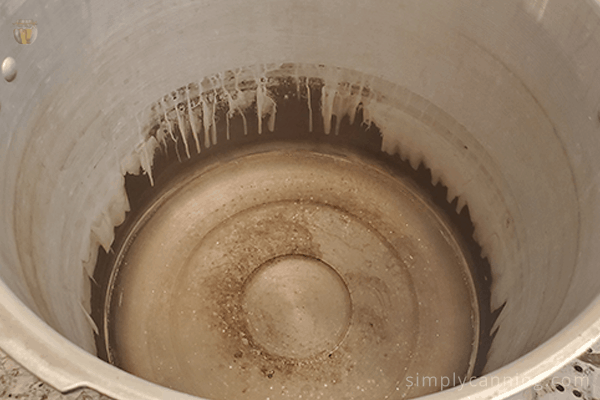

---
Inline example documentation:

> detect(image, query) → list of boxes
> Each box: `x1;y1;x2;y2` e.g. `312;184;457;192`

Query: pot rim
0;279;599;400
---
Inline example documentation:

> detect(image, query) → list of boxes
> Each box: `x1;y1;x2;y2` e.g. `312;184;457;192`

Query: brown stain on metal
91;63;496;399
195;206;356;386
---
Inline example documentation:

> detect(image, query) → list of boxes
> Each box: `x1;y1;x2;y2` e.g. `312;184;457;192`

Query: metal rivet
2;57;17;82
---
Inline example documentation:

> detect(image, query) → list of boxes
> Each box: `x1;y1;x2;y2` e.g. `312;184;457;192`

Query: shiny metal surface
1;57;16;82
1;1;600;400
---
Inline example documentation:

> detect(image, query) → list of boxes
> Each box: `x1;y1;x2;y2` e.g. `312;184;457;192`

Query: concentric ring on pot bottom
106;147;478;400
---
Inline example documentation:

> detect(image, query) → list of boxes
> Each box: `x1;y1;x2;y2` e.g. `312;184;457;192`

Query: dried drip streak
131;66;385;186
92;64;497;400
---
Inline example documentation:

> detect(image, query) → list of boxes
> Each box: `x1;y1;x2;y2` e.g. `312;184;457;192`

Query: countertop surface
0;350;110;400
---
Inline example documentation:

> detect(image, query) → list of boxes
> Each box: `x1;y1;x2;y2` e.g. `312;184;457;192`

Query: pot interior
1;1;600;399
